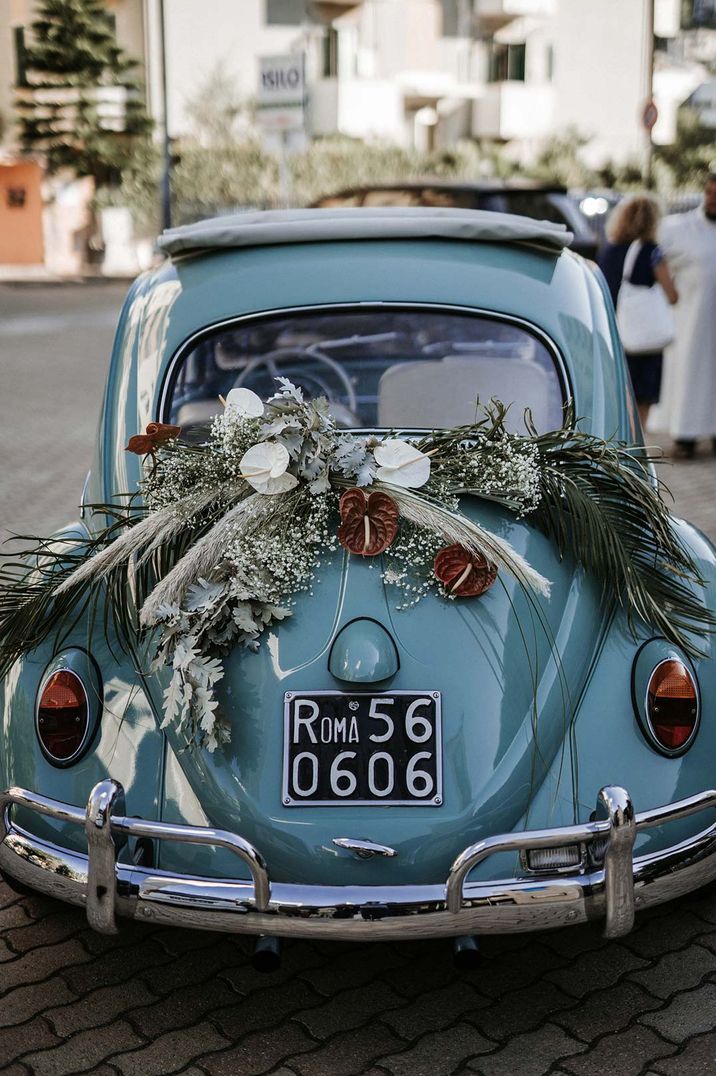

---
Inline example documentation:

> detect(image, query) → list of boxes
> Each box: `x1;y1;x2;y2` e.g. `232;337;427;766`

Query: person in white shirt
650;174;716;458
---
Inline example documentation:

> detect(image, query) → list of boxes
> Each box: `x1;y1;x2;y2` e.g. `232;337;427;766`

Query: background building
0;0;714;269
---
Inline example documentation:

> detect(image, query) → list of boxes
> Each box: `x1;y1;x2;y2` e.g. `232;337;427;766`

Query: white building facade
0;0;714;268
1;0;712;164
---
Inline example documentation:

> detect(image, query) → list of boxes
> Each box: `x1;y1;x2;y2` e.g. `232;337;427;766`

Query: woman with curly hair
598;195;678;431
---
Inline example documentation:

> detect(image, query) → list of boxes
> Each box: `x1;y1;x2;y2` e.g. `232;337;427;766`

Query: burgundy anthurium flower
337;488;399;557
434;544;497;597
126;422;181;455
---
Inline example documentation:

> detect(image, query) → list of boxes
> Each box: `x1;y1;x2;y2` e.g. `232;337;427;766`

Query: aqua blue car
1;208;715;962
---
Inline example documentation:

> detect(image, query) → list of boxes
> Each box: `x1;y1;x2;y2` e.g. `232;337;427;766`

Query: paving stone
629;942;716;999
299;943;408;997
382;982;488;1040
640;982;716;1043
381;1023;496;1076
540;926;610;961
0;1017;61;1068
381;947;469;1000
23;1022;144;1075
202;1024;317;1076
476;934;534;959
466;1023;586;1076
559;1026;677;1076
219;940;327;997
2;909;85;955
152;927;227;957
0;1066;31;1076
289;1024;406;1076
690;930;716;957
545;942;649;998
0;938;19;962
625;911;711;959
62;938;173;994
472;982;577;1042
46;978;158;1036
14;893;60;920
0;938;92;993
0;904;32;932
139;942;242;996
652;1031;716;1074
77;922;159;955
108;1022;230;1076
295;979;405;1039
470;943;569;1001
554;980;663;1041
0;883;22;909
0;975;78;1029
128;977;239;1038
212;978;325;1040
681;884;716;924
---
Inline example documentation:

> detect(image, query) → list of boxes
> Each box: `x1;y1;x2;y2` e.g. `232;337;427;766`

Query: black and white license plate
282;691;442;807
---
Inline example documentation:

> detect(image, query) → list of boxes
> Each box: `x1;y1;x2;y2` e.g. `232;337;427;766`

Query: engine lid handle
332;837;398;860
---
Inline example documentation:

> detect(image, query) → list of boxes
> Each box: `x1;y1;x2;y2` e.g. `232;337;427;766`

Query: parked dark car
311;181;599;259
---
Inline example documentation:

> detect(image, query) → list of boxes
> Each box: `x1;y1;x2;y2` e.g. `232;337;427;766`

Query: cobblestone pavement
3;285;716;1075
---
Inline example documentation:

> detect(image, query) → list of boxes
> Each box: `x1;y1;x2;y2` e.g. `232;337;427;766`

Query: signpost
257;54;306;206
257;54;306;131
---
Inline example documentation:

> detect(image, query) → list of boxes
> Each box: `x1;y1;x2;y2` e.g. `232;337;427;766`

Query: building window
487;41;526;83
7;187;27;209
441;0;474;38
14;26;28;87
266;0;307;25
441;0;459;36
322;27;339;78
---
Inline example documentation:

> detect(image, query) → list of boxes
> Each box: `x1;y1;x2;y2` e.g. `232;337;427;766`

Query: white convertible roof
157;207;572;257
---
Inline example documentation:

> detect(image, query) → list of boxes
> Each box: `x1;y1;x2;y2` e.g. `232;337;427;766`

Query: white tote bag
616;240;675;354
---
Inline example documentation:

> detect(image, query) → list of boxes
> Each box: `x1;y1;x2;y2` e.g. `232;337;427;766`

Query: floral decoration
434;544;498;597
126;422;182;455
337;488;399;556
2;376;713;754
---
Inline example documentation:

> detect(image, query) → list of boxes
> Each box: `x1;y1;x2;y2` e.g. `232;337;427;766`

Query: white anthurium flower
239;441;298;495
374;439;431;489
225;387;264;418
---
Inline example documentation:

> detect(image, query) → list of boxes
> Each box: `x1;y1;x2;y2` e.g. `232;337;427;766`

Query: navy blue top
598;240;664;306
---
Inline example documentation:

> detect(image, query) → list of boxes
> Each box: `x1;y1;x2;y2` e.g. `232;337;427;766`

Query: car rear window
163;307;565;438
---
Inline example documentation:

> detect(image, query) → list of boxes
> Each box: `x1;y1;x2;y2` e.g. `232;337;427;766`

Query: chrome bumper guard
2;781;716;941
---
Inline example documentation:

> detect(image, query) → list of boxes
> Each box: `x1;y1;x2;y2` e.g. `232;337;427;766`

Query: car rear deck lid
157;207;573;258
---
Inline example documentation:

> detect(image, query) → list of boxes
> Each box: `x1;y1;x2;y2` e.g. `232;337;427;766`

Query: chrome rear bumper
2;780;716;941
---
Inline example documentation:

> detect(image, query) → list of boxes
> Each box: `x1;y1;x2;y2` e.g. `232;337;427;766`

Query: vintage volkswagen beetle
2;208;715;959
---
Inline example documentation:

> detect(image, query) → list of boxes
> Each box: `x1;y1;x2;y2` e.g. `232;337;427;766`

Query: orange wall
0;161;44;264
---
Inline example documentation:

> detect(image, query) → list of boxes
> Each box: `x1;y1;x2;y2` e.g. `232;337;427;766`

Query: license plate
282;691;442;807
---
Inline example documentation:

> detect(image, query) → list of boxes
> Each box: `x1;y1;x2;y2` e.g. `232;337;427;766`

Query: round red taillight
36;670;89;764
646;659;699;753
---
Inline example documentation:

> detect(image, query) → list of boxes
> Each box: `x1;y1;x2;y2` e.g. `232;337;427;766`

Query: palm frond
531;428;715;656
